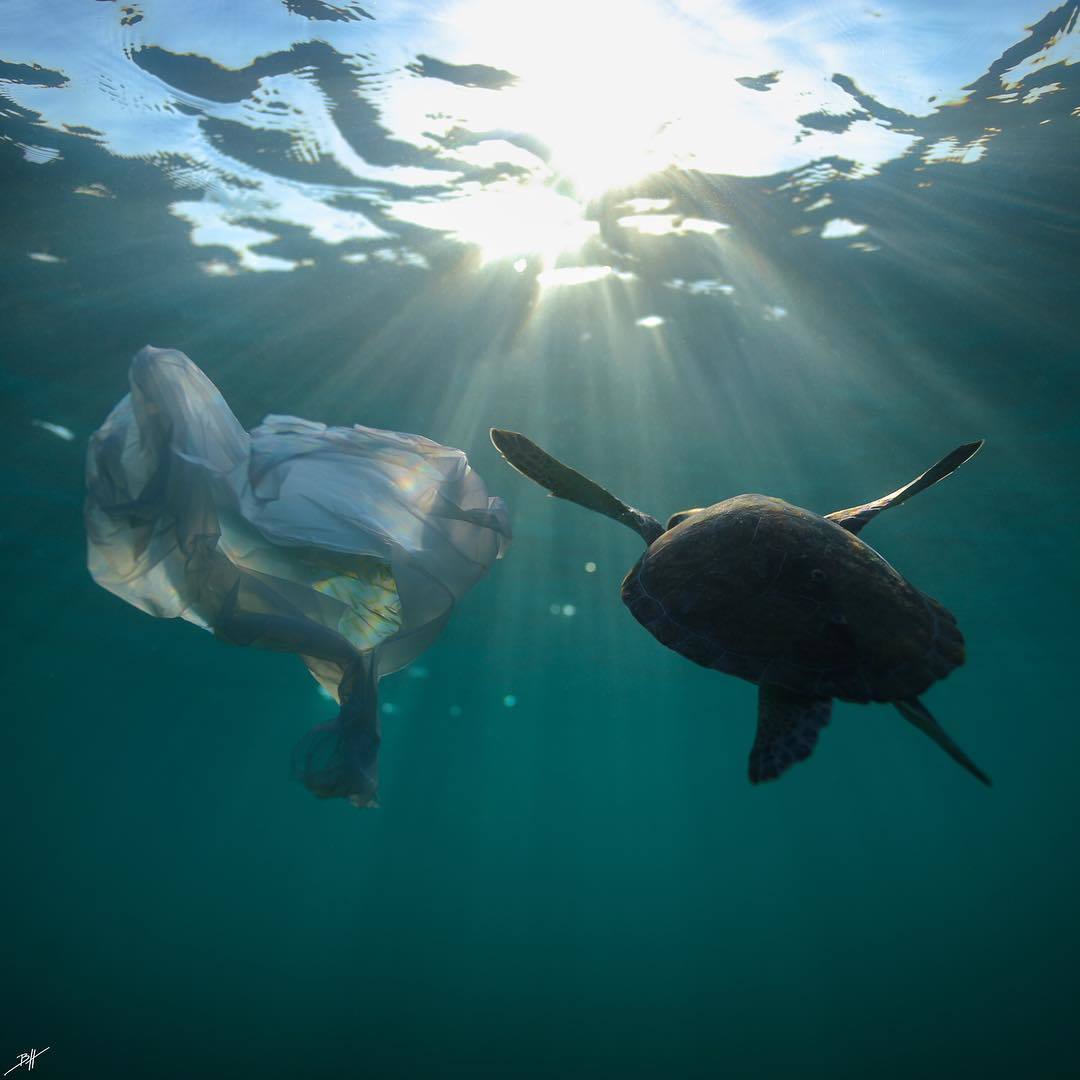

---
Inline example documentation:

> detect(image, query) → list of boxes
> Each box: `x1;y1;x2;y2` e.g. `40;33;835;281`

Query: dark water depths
2;2;1079;1076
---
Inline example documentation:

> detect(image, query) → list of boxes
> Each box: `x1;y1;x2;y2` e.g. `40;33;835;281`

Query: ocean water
2;1;1078;1077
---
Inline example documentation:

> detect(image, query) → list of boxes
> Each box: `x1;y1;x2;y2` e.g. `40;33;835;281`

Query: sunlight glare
441;0;752;198
391;181;598;265
375;0;937;267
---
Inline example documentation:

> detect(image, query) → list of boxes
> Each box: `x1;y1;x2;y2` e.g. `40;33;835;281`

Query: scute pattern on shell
621;494;964;703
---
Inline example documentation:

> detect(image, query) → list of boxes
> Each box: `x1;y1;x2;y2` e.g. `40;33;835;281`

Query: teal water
3;2;1079;1077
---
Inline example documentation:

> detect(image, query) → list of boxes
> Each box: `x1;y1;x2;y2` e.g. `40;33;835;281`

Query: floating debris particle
74;182;114;199
199;260;237;277
31;419;75;441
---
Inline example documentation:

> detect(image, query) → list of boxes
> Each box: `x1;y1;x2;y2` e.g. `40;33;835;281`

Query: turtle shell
620;494;964;703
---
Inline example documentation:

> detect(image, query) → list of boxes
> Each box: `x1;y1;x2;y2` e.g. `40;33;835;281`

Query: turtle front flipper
826;440;984;535
490;428;663;545
749;685;832;783
895;697;991;786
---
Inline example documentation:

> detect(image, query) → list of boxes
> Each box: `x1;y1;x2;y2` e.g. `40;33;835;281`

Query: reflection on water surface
2;0;1076;281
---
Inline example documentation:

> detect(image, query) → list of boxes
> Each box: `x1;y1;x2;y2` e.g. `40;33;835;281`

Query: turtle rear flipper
895;697;991;786
827;440;984;535
490;428;663;544
749;685;832;783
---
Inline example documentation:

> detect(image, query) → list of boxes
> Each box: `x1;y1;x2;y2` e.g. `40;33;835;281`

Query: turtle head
666;508;706;531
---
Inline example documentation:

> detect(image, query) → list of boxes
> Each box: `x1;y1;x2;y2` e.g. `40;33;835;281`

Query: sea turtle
490;428;989;786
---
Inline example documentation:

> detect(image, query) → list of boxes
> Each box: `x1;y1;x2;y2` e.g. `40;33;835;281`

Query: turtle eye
666;508;705;530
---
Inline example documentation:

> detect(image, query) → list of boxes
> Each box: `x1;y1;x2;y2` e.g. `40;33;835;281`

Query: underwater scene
2;1;1078;1076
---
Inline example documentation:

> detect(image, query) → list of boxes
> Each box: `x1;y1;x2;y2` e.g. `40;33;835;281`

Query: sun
384;0;772;265
385;0;919;269
441;0;722;199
